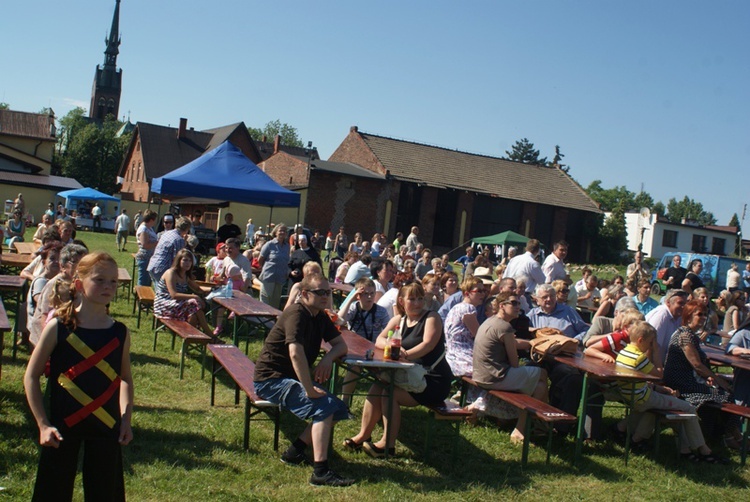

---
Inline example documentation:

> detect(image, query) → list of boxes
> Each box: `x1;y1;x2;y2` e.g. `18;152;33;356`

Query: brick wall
260;152;309;188
120;136;150;202
328;127;386;175
305;170;389;238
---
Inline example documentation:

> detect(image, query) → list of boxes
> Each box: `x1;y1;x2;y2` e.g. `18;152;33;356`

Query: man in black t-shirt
253;273;354;487
662;255;686;290
217;213;242;243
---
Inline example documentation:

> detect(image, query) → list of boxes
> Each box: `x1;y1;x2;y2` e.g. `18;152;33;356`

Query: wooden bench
208;344;280;451
154;318;212;379
132;286;155;329
720;402;750;466
651;409;699;458
463;377;577;466
423;403;475;461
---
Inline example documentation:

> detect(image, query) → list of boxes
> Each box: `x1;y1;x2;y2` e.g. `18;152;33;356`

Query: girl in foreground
24;252;134;501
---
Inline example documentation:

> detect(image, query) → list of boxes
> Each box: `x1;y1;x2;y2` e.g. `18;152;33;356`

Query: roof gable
356;131;600;213
253;139;319;162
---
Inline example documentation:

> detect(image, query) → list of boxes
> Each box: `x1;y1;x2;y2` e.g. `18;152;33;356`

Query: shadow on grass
129;351;174;367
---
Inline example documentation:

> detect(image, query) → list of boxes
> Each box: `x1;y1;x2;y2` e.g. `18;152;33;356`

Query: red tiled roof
0;109;56;141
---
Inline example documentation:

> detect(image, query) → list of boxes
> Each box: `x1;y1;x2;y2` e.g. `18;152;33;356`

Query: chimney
178;118;187;139
350;125;358;133
261;135;267;143
273;134;280;154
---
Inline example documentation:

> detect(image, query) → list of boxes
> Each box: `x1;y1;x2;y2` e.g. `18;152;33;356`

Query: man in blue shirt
147;216;191;283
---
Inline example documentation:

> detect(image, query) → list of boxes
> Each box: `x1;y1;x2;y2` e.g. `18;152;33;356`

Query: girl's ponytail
55;281;78;331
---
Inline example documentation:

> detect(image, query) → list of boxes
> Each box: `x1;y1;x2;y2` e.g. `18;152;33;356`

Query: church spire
104;0;121;68
89;0;123;121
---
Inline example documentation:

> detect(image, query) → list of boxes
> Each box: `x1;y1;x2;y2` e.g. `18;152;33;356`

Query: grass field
1;229;749;500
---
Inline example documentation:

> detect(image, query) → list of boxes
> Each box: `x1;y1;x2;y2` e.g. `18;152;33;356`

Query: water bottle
227;278;234;293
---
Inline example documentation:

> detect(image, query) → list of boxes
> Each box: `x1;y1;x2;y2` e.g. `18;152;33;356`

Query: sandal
342;437;369;452
362;441;395;459
700;453;730;465
680;452;701;463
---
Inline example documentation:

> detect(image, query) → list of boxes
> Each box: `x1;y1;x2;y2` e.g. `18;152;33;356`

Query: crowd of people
10;196;750;491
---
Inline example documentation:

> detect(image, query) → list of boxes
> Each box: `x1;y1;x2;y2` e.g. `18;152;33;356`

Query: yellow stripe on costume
57;374;117;428
66;333;119;381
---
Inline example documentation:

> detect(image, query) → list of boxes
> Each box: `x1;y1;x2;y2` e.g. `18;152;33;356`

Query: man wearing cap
502;239;546;293
646;289;688;367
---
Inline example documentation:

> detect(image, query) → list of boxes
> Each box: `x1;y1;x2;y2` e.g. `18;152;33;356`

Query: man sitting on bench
253;273;354;487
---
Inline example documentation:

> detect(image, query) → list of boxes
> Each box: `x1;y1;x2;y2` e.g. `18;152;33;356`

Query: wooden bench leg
180;339;187;380
244;396;251;451
200;345;206;380
210;355;218;406
742;417;748;467
521;413;532;467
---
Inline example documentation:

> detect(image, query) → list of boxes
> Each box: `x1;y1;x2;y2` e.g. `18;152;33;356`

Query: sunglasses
560;288;570;293
306;288;332;297
503;300;521;307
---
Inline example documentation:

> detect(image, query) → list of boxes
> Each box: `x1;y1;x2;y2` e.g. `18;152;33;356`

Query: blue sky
2;0;748;226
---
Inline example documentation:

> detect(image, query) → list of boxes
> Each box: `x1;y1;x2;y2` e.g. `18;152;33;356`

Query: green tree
665;196;716;226
633;191;654;211
597;203;629;263
652;201;666;217
729;213;742;255
548;145;570;174
60;117;130;194
247;119;303;147
584;180;636;212
504;138;547;165
0;102;9;110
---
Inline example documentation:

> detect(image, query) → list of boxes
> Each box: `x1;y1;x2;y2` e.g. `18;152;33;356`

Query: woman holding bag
344;282;453;458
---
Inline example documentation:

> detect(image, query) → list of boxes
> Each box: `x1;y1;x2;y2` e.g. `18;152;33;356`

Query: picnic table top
1;253;34;267
323;329;413;368
0;301;10;331
213;290;282;318
13;242;38;255
703;344;750;373
0;275;27;289
118;268;131;282
554;351;661;382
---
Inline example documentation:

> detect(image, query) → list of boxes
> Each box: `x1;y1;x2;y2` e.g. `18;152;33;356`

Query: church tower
89;0;122;121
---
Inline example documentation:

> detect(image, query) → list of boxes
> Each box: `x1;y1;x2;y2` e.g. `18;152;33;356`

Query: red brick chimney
178;118;187;139
350;125;358;133
273;134;280;154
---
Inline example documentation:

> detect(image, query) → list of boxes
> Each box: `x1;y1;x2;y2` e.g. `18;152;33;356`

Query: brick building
262;126;601;261
118;118;262;203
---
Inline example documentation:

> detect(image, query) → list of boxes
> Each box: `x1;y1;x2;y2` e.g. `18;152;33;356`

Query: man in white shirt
542;240;568;283
223;238;253;291
502;238;546;293
646;289;688;367
91;203;103;232
405;226;420;253
114;209;131;252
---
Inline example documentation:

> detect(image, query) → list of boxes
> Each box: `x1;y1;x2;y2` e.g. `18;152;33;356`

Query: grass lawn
1;229;748;500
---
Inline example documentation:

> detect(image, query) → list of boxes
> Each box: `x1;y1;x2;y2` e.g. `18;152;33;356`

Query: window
692;234;707;253
712;238;726;255
662;229;678;248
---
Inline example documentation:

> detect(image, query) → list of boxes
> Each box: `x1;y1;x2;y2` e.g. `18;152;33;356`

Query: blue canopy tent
151;141;300;212
57;187;120;203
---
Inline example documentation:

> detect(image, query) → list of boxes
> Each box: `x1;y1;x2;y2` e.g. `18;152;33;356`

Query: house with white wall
614;211;738;260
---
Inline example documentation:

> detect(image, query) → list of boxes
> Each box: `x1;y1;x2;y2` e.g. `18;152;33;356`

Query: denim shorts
254;378;350;423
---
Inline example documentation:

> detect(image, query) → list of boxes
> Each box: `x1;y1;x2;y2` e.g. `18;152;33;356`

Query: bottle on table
390;328;401;361
383;330;393;360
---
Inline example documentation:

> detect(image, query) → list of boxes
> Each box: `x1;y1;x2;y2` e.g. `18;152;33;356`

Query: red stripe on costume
64;337;120;380
63;377;121;428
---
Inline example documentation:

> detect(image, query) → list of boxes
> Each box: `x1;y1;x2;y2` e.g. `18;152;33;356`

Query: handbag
529;331;579;363
379;315;445;393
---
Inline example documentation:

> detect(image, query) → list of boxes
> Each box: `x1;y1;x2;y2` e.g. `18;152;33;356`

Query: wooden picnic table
703;344;750;372
13;242;38;255
212;291;282;346
554;351;661;464
330;282;354;308
0;275;28;359
324;329;414;459
1;253;34;271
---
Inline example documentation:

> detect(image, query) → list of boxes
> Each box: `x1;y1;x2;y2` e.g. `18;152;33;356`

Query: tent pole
269;207;274;228
296;205;300;227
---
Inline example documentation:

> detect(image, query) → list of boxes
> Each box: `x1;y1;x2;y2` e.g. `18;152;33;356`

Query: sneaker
309;469;355;487
280;449;310;466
